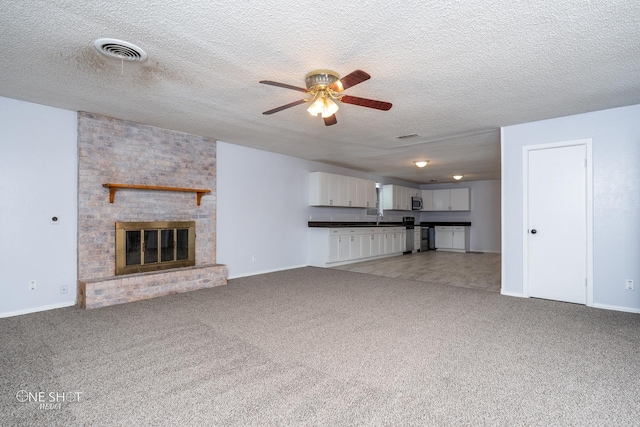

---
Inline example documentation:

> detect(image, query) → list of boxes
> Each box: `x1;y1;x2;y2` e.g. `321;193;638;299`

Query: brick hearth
76;112;226;308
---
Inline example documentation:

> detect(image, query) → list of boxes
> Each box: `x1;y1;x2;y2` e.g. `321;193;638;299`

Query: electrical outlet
625;279;635;291
252;255;256;262
60;284;68;295
29;280;36;291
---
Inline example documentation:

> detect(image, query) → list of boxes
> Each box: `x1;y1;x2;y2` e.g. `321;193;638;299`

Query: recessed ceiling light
414;160;428;168
453;175;464;180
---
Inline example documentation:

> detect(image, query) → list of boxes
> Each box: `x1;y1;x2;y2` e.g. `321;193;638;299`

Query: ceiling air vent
94;38;147;62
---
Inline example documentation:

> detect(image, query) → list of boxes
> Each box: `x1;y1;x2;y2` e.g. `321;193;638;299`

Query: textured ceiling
2;0;639;183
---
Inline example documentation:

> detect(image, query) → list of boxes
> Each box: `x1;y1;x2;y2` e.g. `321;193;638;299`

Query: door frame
522;138;593;305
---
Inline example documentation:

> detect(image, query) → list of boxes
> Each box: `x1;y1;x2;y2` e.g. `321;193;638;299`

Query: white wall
502;103;640;313
216;141;420;278
216;142;309;278
419;180;501;253
0;97;77;317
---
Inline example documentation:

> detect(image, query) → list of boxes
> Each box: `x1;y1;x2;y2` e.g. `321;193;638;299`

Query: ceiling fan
259;69;392;126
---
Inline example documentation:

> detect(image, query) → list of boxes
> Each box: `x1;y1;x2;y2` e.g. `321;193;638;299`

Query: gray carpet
1;267;639;426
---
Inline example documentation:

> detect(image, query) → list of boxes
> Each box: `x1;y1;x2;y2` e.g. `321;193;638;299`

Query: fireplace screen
115;221;195;275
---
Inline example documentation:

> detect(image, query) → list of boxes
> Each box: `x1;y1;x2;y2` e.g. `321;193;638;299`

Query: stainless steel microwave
412;197;423;210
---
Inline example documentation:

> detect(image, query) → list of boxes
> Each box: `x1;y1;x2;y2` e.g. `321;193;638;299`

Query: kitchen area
307;172;484;269
306;171;501;291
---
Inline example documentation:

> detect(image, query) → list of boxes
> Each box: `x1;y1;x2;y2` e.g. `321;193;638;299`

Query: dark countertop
308;221;404;228
308;221;471;228
419;222;471;227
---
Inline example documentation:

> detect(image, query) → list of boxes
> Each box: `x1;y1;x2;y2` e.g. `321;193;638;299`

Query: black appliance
411;197;423;210
403;216;415;254
421;226;435;251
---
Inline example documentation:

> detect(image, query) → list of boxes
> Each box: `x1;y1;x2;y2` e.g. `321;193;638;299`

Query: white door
526;143;587;304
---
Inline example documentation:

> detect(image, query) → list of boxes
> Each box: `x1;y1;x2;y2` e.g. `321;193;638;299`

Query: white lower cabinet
329;234;351;262
434;225;469;252
435;226;454;249
452;226;465;249
370;233;382;257
329;235;339;262
349;234;362;259
309;227;406;267
414;227;421;251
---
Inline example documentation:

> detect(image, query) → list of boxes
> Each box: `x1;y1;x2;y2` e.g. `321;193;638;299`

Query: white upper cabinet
309;172;376;208
421;189;433;211
432;189;451;211
329;173;346;206
427;188;470;211
382;184;416;211
310;172;331;205
357;178;376;208
450;188;470;211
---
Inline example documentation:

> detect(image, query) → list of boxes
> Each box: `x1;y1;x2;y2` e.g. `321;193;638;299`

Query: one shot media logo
15;390;83;410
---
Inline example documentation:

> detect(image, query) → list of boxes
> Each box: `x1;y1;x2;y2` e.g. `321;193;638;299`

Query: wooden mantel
103;183;211;206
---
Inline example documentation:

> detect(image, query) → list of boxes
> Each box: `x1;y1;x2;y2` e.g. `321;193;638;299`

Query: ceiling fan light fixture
414;160;428;168
261;69;390;126
307;94;339;118
453;175;464;180
305;70;340;90
322;97;339;118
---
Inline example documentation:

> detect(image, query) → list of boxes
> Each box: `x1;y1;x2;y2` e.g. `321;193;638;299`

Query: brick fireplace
76;112;227;309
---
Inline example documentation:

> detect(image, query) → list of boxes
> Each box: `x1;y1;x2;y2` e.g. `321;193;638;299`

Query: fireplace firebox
115;221;195;275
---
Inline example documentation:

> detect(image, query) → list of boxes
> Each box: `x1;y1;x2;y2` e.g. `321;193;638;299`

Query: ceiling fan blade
330;70;371;92
323;114;337;126
259;80;309;93
340;95;392;111
262;99;308;115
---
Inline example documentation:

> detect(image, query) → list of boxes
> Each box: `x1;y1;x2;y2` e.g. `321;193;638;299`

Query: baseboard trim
227;264;309;280
0;301;76;319
500;290;527;298
590;303;640;314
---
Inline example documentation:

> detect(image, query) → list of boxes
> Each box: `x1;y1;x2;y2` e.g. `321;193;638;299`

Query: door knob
531;229;537;234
